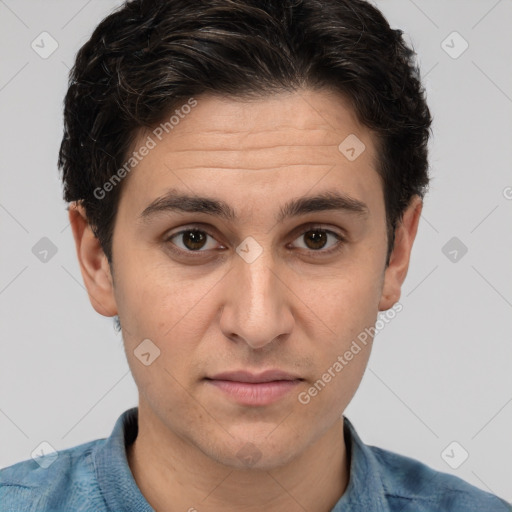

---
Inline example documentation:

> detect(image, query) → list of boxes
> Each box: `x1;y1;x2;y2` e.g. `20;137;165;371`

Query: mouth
204;370;304;406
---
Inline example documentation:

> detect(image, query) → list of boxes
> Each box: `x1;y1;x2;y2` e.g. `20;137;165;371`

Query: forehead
117;89;383;224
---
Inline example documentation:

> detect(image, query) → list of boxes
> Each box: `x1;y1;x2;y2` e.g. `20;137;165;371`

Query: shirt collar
92;407;153;512
92;408;389;512
331;415;390;511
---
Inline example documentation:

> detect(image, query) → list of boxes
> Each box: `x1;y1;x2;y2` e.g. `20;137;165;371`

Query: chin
205;431;303;471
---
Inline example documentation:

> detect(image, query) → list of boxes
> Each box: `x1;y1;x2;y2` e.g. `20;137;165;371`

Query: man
1;0;510;511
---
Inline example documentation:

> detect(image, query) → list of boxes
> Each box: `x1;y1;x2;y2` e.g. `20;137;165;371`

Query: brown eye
291;227;346;256
181;230;208;250
166;228;218;253
303;229;329;250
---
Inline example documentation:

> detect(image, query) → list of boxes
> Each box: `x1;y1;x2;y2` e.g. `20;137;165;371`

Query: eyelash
164;224;346;258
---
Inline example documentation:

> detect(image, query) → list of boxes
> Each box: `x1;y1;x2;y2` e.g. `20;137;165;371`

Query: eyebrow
138;188;369;224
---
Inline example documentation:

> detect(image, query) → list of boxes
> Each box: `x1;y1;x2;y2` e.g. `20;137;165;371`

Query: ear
68;202;118;317
378;195;423;311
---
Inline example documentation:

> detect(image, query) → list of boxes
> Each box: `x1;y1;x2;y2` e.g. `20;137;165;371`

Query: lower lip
206;379;301;406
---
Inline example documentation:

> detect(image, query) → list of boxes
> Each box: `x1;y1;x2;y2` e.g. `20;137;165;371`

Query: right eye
165;227;224;255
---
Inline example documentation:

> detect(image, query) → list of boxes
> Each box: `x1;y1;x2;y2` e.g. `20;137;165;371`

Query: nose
219;245;294;350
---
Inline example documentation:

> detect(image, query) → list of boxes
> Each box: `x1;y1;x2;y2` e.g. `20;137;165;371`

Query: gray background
1;0;511;502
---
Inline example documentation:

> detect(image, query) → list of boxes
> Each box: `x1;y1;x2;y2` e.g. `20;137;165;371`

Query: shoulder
0;439;107;511
369;444;512;511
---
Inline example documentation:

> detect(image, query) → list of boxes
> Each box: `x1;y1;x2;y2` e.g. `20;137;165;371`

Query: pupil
184;230;206;250
306;230;326;250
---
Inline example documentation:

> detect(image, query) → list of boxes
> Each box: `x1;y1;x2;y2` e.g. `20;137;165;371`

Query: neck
127;402;349;512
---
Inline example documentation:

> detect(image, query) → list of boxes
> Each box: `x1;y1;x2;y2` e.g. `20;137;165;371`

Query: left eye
290;228;345;253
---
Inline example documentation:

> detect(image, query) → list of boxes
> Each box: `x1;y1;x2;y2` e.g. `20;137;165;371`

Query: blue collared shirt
1;407;510;511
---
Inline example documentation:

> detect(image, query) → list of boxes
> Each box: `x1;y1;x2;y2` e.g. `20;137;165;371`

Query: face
71;88;421;470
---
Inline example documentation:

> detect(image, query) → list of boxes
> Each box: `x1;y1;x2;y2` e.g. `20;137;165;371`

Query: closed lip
205;370;303;383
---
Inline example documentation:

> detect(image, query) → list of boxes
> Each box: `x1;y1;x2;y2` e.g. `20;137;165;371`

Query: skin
69;88;422;512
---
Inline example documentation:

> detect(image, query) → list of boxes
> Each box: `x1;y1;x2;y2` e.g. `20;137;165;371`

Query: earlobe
68;202;118;317
378;195;423;311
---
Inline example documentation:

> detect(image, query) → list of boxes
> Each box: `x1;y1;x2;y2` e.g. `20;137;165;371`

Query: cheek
311;267;383;337
299;265;382;399
114;246;222;335
297;309;374;416
295;340;372;444
114;254;226;388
